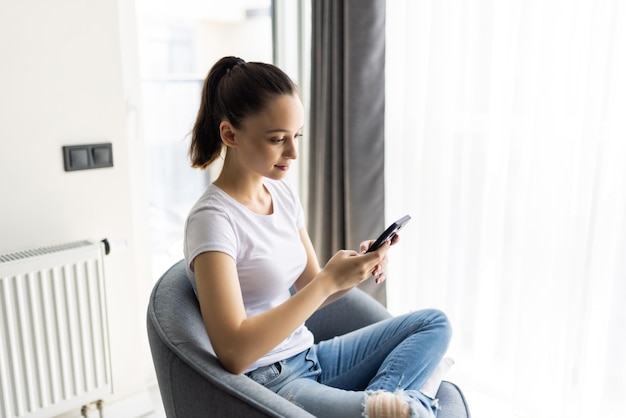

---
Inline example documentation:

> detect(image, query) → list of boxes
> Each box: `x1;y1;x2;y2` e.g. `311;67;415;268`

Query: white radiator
0;240;112;418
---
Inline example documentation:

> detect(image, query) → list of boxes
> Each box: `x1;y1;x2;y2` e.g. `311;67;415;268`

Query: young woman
184;56;452;418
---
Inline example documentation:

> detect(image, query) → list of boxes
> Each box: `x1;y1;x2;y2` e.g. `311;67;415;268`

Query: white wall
0;0;155;416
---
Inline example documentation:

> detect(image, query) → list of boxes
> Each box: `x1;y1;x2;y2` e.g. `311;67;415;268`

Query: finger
363;242;389;264
373;261;388;276
360;240;375;254
390;234;400;246
376;240;391;252
365;245;390;274
375;240;392;256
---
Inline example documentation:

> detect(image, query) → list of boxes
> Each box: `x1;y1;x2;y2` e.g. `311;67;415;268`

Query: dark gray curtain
308;0;387;304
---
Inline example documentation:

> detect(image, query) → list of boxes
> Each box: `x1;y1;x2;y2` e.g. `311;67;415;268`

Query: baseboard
100;389;156;418
53;387;161;418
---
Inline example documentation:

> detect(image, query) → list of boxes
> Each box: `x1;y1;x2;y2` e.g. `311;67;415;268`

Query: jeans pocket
246;362;282;387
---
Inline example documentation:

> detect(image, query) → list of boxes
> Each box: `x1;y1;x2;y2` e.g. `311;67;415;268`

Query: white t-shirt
184;179;314;372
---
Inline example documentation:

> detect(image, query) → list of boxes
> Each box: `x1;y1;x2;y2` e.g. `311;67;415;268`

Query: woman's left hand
359;234;400;284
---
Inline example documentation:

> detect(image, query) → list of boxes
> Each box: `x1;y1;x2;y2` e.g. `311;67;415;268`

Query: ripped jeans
245;309;452;418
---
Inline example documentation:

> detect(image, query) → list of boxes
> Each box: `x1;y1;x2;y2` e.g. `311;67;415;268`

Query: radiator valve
81;400;104;418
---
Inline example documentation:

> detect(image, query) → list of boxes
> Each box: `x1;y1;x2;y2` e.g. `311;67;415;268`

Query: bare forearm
319;288;351;309
215;274;334;374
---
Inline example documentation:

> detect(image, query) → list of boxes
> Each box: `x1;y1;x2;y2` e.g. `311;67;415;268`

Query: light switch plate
63;143;113;171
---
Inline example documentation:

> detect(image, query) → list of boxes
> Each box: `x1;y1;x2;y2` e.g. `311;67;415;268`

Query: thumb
361;241;390;262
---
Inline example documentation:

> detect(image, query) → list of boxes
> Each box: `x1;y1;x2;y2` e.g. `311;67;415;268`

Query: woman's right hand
318;241;390;293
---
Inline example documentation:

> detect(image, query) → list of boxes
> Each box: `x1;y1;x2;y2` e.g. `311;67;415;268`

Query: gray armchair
147;260;471;417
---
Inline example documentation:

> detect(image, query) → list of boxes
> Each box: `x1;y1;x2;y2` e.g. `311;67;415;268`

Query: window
135;0;274;276
386;1;626;417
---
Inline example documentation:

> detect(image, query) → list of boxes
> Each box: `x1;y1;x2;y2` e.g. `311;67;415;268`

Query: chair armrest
306;287;392;342
436;381;472;418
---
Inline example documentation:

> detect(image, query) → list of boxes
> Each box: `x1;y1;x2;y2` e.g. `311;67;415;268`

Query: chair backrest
148;260;211;356
147;260;313;417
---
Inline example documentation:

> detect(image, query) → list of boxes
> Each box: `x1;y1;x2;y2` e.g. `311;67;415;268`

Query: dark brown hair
189;56;298;169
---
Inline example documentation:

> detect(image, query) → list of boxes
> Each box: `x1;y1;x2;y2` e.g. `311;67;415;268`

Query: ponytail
190;57;243;169
189;56;297;169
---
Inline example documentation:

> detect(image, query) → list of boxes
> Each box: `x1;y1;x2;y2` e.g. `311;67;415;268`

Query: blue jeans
246;309;452;417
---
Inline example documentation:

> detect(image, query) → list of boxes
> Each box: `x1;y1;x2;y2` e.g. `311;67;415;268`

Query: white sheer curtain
385;1;626;417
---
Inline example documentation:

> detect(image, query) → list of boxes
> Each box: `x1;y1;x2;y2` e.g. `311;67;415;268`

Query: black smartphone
366;215;411;253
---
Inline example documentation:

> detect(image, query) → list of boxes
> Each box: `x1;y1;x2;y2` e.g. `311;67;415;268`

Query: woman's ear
219;121;237;147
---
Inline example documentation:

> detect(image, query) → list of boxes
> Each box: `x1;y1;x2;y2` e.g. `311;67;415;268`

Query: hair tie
227;57;245;75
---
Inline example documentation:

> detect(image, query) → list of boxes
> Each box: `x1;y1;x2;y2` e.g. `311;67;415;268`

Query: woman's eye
269;134;302;144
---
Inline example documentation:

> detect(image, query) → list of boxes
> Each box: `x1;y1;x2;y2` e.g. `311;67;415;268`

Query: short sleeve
185;205;237;272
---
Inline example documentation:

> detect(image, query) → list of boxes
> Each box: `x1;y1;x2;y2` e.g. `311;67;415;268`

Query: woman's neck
214;164;273;215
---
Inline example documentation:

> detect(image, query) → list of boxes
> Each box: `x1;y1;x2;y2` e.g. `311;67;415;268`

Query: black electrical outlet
63;143;113;171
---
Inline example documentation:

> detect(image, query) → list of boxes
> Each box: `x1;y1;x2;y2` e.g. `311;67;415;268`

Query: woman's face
228;94;304;180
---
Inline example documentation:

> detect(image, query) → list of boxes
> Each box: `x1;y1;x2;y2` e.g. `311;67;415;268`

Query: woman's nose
285;138;298;159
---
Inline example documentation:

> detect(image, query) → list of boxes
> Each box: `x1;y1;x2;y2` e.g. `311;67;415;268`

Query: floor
141;384;166;418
